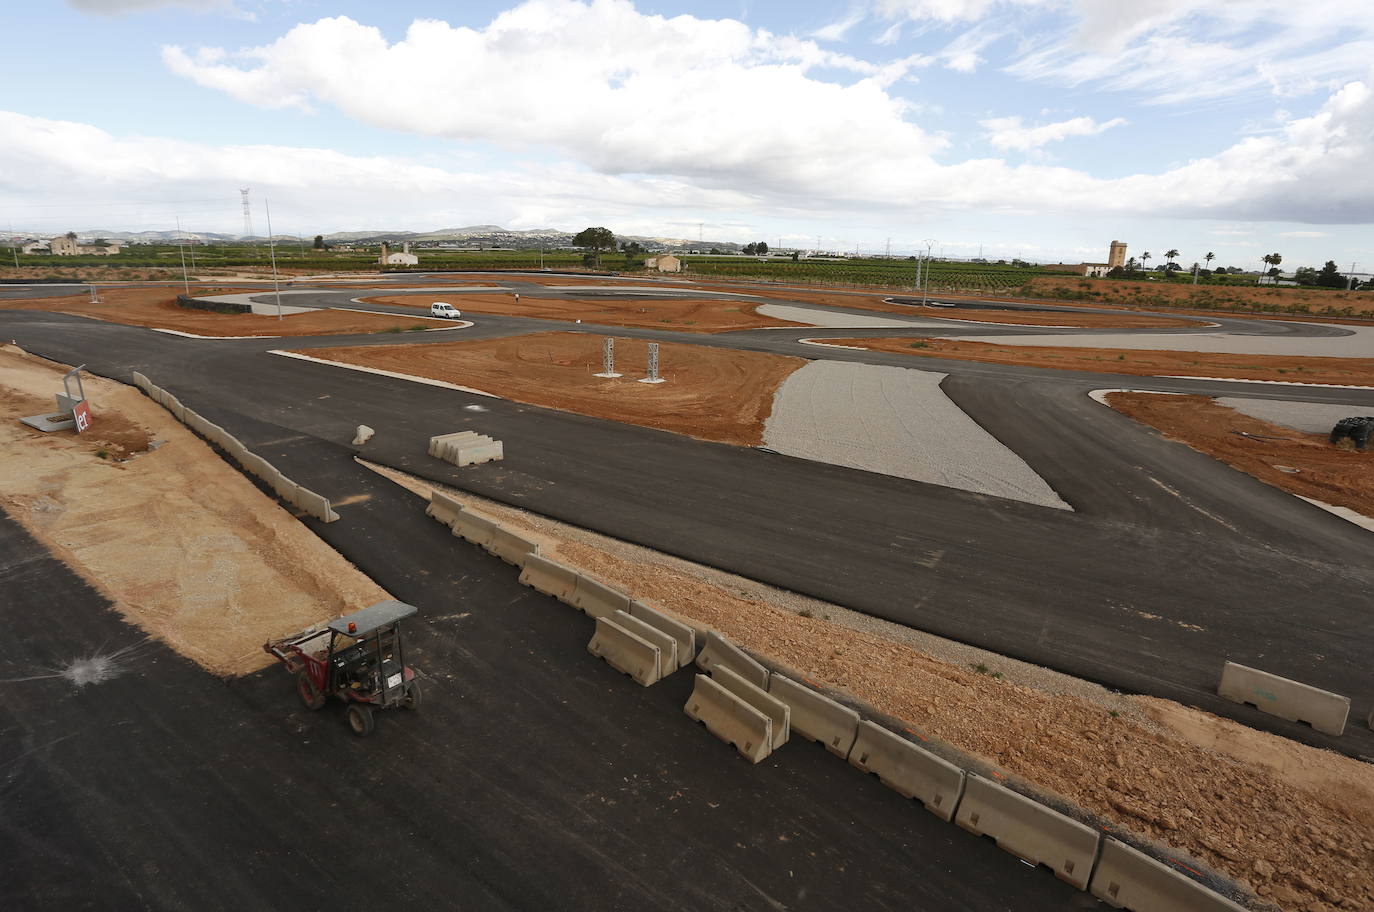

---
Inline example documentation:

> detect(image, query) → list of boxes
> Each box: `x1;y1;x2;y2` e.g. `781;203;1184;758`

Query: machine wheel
346;704;375;737
403;680;422;711
296;672;325;711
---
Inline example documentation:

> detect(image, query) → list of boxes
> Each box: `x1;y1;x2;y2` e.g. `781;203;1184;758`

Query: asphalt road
3;304;1371;761
0;475;1091;911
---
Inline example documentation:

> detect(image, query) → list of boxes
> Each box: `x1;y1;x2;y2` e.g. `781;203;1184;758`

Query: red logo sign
73;400;92;434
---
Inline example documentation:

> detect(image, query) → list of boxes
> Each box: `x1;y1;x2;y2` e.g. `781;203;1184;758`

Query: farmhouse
645;254;682;273
378;241;419;266
47;235;122;256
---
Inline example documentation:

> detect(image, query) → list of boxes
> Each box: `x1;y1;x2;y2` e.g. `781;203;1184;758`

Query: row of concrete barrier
429;431;503;468
1218;660;1352;736
424;489;1249;912
132;371;340;523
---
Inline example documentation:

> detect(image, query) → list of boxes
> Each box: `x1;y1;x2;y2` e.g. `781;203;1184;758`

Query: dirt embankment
0;287;455;337
1105;392;1373;519
1021;276;1374;317
361;292;806;332
369;465;1374;912
0;346;389;674
824;336;1374;387
296;331;805;446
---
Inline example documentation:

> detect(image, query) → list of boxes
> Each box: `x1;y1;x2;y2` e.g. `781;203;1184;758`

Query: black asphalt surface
0;476;1091;911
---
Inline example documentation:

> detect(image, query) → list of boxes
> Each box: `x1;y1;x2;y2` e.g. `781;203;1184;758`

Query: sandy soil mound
1106;392;1373;519
0;287;454;337
295;331;806;445
0;346;388;674
824;336;1374;386
361;292;805;332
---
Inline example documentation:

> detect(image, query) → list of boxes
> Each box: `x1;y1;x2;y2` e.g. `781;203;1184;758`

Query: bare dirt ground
361;292;805;332
0;345;389;674
365;462;1374;912
824;336;1374;387
1021;276;1374;316
1105;392;1373;519
0;265;184;282
296;331;805;445
0;287;455;337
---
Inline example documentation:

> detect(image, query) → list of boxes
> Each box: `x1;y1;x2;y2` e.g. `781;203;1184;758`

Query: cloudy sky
4;0;1373;267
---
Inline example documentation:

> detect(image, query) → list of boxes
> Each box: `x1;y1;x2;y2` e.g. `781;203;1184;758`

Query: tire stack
1329;416;1374;450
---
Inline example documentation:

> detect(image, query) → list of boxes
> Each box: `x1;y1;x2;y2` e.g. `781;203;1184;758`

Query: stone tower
1108;240;1127;268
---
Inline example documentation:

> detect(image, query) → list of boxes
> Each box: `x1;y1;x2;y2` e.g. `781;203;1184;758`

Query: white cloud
66;0;241;14
981;114;1127;150
1279;230;1329;238
870;0;1048;24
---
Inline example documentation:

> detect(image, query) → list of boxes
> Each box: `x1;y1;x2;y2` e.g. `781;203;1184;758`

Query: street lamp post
921;238;938;305
264;198;284;321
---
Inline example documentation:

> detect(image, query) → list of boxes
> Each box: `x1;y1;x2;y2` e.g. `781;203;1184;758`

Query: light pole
921;238;938;305
264;198;284;321
175;216;190;294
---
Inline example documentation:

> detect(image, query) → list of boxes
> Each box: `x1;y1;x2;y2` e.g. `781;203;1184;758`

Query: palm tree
1204;251;1215;270
1141;251;1152;271
1165;248;1180;267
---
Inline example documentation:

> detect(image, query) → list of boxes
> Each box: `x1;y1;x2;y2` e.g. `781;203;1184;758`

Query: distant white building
379;241;419;266
644;254;682;273
21;241;49;254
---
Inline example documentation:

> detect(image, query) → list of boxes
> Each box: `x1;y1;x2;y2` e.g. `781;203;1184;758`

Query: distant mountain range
14;224;750;252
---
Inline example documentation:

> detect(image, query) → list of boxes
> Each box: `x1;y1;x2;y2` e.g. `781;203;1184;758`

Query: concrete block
294;487;339;523
486;526;539;567
611;610;677;680
440;435;489;463
1218;661;1350;736
849;721;964;820
131;371;149;392
629;601;697;669
684;673;773;764
239;451;272;481
221;436;248;464
588;615;662;687
769;674;860;758
711;664;789;750
570;573;632;619
518;554;579;602
695;631;768;689
428;430;479;458
955;775;1100;890
163;394;186;424
425;491;466;528
453;511;498;548
55;393;83;413
1090;839;1247;912
184;410;212;439
352;425;374;446
455;440;504;467
271;473;301;505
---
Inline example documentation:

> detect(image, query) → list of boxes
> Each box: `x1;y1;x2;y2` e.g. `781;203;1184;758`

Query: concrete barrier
221;436;248;464
848;721;964;820
239;451;270;480
352;425;374;446
518;554;579;602
684;673;774;764
695;631;768;689
429;431;479;457
455;440;504;467
131;371;149;392
769;674;860;758
611;609;677;680
588;615;662;686
570;573;633;619
629;602;696;669
1218;661;1350;736
486;526;539;567
453;511;498;548
711;664;789;750
439;434;485;462
294;487;340;523
184;410;213;438
955;775;1100;890
272;473;301;505
426;491;466;528
1090;839;1247;911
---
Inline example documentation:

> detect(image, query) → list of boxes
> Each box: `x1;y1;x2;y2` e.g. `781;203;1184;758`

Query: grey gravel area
755;302;941;328
1218;397;1373;433
763;360;1070;509
363;461;1136;714
198;291;316;315
948;323;1374;358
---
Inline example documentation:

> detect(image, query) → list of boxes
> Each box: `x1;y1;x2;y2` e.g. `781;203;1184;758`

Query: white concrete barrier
570;574;632;619
429;431;479;457
453;511;498;548
769;674;860;758
588;615;662;686
684;673;774;764
695;631;768;689
485;526;539;567
426;491;465;528
131;371;150;392
352;425;374;446
294;488;340;523
1218;661;1350;736
611;609;677;680
519;554;579;602
271;473;301;505
456;440;504;467
629;602;696;669
1090;839;1248;911
711;664;789;750
240;451;272;481
848;721;965;820
955;775;1100;890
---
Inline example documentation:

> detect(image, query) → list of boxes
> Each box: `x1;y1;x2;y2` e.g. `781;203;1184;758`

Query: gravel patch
1218;397;1373;433
763;360;1069;509
947;323;1374;358
755;303;939;328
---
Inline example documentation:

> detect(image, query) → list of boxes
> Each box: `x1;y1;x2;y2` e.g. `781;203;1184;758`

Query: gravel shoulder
763;360;1069;509
1218;397;1372;433
947;323;1374;358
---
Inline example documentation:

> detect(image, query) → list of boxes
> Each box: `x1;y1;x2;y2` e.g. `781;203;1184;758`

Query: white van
429;302;461;319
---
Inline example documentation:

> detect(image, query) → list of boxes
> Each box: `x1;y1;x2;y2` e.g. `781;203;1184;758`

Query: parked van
430;302;461;319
